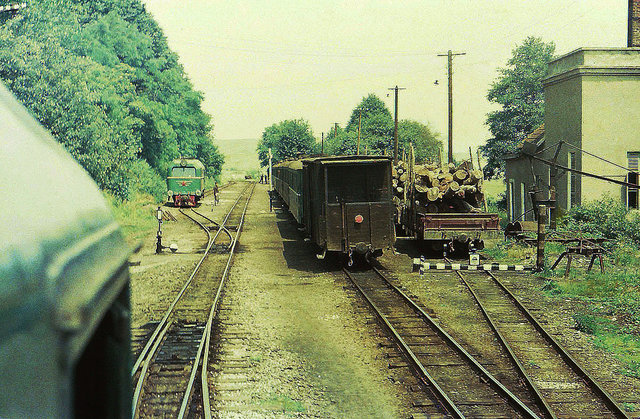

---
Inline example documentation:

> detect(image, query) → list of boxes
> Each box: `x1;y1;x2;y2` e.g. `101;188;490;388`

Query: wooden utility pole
388;85;406;165
438;50;465;164
334;123;339;138
321;132;324;154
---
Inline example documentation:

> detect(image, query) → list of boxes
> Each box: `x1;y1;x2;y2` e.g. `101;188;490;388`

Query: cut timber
426;187;440;202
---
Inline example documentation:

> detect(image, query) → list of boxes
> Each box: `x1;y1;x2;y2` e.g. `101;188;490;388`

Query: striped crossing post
419;255;425;278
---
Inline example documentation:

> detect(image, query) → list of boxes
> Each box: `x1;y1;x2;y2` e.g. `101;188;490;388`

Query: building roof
522;124;544;146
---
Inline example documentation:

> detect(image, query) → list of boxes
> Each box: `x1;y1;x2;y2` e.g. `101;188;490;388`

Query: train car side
0;83;133;418
272;160;304;223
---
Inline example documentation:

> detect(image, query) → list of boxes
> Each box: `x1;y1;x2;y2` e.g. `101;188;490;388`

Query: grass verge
484;238;640;380
104;191;159;246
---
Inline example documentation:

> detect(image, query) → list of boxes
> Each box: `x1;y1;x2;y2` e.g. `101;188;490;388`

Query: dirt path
209;183;421;418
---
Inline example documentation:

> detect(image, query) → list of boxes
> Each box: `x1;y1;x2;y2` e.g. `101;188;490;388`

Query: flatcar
0;83;133;418
273;156;395;263
167;157;206;207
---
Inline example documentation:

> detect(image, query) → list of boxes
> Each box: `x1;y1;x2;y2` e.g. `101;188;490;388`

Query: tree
397;120;442;163
0;0;224;199
345;94;394;155
257;119;317;167
480;36;555;178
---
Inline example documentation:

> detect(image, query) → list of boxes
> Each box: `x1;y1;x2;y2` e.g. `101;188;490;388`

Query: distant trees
0;0;223;199
324;94;441;161
257;119;317;166
480;36;555;178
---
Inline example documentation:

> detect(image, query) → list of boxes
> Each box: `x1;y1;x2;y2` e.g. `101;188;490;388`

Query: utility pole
388;85;406;165
437;50;465;164
334;122;339;138
321;132;324;154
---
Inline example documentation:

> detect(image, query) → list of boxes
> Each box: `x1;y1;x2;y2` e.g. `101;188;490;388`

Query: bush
560;195;640;247
127;160;166;202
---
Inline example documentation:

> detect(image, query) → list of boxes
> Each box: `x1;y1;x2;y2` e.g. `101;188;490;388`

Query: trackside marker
413;260;531;272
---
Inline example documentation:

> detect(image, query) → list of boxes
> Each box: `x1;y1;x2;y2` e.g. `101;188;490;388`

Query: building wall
582;73;640;202
504;156;549;222
543;48;640;210
542;73;582;210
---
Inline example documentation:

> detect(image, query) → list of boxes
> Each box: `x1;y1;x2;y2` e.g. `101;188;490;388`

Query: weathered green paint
0;83;132;418
166;158;206;199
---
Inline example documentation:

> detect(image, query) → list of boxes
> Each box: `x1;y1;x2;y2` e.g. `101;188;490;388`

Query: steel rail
369;266;540;418
486;271;631;419
342;268;464;418
200;182;256;419
131;182;252;418
444;258;554;419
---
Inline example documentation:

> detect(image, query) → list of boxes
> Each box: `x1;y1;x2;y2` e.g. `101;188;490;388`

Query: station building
504;48;640;222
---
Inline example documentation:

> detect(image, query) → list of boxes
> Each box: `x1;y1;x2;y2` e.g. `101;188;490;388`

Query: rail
131;182;254;418
343;266;539;418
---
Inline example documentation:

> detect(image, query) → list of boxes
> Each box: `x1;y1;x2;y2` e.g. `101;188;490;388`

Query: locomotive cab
167;158;206;207
0;84;133;418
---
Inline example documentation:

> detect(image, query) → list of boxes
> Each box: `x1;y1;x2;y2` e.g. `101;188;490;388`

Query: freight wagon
273;156;395;263
395;150;500;252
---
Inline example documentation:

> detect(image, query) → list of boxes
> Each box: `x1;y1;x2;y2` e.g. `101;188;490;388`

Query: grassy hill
217;138;262;180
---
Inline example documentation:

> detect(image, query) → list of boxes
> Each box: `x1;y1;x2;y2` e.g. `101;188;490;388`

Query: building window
508;180;514;221
568;152;577;210
628;152;639;210
520;182;526;220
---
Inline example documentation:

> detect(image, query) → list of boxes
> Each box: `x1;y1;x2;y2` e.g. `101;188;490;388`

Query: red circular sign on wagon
354;214;364;224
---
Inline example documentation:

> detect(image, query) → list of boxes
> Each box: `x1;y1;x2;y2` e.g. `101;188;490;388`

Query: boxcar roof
274;160;303;169
0;83;131;334
303;155;392;165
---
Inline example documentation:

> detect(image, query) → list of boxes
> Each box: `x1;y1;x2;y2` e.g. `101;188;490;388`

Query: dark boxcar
273;156;395;259
303;156;395;257
0;84;133;418
167;158;206;207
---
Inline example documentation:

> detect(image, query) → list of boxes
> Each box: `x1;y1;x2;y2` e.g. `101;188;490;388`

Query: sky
141;0;627;155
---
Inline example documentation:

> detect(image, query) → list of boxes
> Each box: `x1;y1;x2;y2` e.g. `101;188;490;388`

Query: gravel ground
129;182;639;417
209;184;421;418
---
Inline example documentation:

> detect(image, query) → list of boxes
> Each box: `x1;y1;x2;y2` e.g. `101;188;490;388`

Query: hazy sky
142;0;627;154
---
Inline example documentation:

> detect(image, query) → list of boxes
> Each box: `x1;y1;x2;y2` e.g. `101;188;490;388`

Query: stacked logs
392;161;485;214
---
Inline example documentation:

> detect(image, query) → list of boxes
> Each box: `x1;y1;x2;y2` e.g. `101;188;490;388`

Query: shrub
560;195;640;247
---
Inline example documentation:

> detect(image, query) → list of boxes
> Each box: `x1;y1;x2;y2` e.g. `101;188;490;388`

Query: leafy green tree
257;119;317;166
0;0;223;199
345;94;394;154
397;120;442;163
480;36;555;178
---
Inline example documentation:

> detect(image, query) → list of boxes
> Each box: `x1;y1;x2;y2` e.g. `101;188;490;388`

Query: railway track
131;181;256;418
446;261;630;418
343;265;541;418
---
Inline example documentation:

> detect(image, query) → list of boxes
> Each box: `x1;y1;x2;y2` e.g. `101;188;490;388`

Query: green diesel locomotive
167;158;205;207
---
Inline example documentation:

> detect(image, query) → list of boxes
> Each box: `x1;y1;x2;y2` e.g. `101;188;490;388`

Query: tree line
257;93;442;167
0;0;224;199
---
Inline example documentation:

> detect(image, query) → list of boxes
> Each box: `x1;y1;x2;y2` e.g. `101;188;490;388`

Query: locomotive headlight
167;190;173;197
354;214;364;224
196;189;201;196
